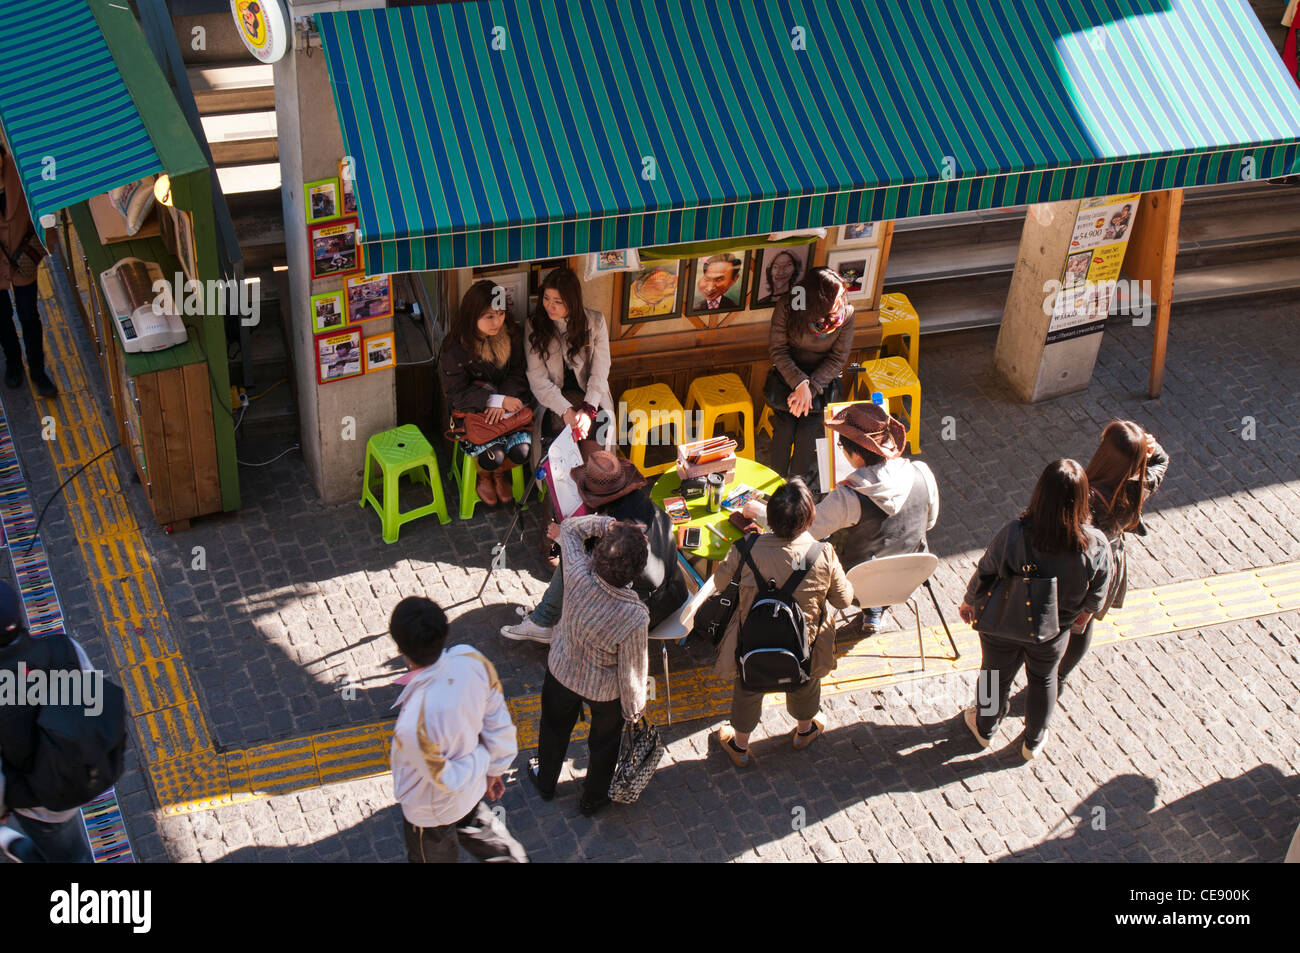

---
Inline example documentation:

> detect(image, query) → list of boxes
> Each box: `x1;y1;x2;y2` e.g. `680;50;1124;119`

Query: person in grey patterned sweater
530;514;649;817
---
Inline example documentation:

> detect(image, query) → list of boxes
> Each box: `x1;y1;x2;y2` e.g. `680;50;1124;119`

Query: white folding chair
842;553;959;671
647;556;716;724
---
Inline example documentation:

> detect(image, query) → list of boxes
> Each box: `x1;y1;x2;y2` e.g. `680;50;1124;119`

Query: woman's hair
591;521;648;589
529;266;589;364
1021;459;1093;554
1085;420;1149;532
838;436;885;468
388;596;449;667
451;279;518;356
767;478;816;539
765;250;802;296
790;266;845;318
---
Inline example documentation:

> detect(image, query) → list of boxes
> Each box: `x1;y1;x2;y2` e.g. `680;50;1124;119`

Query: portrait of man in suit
689;252;746;314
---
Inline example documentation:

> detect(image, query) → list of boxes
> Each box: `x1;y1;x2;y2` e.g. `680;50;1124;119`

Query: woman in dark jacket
767;267;854;483
439;280;534;506
958;460;1113;760
1055;421;1169;691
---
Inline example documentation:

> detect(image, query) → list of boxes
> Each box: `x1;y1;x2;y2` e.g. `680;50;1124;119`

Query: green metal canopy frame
317;0;1300;274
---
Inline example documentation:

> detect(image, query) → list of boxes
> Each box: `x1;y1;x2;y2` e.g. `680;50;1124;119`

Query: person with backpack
711;479;854;768
0;583;126;863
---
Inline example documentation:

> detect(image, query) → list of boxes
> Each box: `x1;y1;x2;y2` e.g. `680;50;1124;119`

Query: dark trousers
402;801;527;863
1056;619;1094;686
974;629;1069;749
0;283;45;371
770;406;820;483
6;814;94;863
536;668;623;804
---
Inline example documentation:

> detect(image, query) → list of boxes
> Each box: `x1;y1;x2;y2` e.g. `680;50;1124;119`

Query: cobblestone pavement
2;281;1297;862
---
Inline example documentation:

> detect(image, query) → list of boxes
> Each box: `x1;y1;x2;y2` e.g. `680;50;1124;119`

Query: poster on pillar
1045;194;1139;344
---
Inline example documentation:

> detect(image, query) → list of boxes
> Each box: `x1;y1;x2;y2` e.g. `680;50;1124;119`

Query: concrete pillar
275;13;395;504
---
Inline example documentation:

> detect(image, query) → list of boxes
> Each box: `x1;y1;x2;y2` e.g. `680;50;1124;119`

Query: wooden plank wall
132;365;222;526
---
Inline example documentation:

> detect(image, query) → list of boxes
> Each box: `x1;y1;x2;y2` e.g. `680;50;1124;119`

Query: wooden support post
1123;189;1183;399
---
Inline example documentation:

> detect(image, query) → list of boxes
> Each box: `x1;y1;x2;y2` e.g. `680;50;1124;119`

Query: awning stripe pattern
0;0;164;223
317;0;1300;273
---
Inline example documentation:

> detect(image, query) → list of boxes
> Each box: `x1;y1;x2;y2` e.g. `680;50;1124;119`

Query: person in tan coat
712;479;854;767
0;143;57;397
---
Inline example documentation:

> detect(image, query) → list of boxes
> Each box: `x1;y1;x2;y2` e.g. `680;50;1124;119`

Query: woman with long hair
755;249;803;307
439;280;534;506
958;460;1113;760
1056;421;1169;691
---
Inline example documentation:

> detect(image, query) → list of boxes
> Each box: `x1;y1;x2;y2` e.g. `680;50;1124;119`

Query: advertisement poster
316;329;363;384
1045;194;1138;344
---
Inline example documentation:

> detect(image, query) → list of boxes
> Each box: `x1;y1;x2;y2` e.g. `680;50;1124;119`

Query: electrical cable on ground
238;444;300;467
23;442;122;554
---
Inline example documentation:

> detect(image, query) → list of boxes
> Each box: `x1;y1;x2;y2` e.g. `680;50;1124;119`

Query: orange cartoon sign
231;0;288;64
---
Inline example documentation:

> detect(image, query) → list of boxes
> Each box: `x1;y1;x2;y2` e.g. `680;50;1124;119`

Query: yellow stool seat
878;291;920;373
684;372;755;460
758;404;774;438
360;424;450;542
857;357;922;454
620;383;686;476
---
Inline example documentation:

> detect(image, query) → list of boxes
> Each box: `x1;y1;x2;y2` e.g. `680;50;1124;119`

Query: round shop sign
231;0;289;64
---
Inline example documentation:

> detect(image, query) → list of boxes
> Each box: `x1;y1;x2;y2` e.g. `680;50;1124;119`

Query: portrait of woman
751;245;810;308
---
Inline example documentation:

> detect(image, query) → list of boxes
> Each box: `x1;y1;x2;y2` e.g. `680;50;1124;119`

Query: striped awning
317;0;1300;273
0;0;164;224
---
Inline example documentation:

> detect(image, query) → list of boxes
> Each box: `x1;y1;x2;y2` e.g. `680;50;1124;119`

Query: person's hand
562;406;580;429
483;406;506;425
787;380;813;418
958;601;976;624
546;521;561;542
742;499;763;520
501;396;524;414
574;410;593;439
485;776;505;802
1143;432;1157;458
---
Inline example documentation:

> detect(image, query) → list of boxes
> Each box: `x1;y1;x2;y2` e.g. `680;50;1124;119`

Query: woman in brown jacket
712;479;854;767
766;267;853;483
0;144;57;397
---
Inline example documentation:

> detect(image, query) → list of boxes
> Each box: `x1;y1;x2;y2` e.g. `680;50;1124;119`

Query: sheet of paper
544;425;587;520
815;436;855;494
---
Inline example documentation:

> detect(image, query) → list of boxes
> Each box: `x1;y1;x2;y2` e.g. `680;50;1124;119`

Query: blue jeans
6;813;94;863
531;567;564;627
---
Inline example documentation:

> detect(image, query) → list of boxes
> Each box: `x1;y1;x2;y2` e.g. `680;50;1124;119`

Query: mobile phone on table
664;496;690;523
679;525;702;550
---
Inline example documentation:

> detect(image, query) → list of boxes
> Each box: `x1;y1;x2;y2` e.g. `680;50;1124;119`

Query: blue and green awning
0;0;164;224
317;0;1300;273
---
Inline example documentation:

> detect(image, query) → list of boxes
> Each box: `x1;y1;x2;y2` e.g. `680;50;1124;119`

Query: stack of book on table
675;436;737;481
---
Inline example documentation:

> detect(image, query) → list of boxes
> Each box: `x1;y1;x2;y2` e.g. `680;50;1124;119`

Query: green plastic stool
451;440;528;520
360;425;450;542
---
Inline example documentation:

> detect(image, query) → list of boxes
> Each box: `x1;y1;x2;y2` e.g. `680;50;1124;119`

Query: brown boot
493;467;514;504
476;469;500;507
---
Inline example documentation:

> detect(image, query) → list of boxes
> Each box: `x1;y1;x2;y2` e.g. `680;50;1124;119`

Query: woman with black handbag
765;267;854;484
957;460;1112;760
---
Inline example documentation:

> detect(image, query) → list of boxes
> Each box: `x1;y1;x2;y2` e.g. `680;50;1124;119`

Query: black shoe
578;794;611;818
3;365;21;389
526;758;553;802
30;369;58;398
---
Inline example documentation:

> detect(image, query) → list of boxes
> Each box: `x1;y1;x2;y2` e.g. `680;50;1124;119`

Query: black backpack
17;636;128;812
735;542;824;692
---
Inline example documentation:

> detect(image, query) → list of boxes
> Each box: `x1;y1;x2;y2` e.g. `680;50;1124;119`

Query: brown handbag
447;405;533;446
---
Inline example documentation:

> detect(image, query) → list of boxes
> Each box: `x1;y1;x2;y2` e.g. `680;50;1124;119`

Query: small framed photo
621;260;683;322
364;332;396;373
310;290;347;334
316;328;363;384
310;216;363;279
751;244;812;309
345;274;394;322
584;248;640;281
684;251;749;316
485;270;529;326
305;178;341;224
528;258;568;295
826;248;880;301
338;160;357;215
837;222;880;247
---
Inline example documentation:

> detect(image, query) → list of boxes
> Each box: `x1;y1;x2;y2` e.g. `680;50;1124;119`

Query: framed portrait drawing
528;257;569;295
310;217;363;279
584;248;641;281
364;332;396;372
621;260;683;322
310;290;347;334
338;160;357;215
315;328;364;384
305;178;341;224
483;270;529;327
684;251;749;316
751;244;812;309
837;222;880;247
345;274;394;322
826;248;880;301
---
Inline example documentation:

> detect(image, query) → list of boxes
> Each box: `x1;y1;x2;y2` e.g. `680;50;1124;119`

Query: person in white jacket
387;597;527;863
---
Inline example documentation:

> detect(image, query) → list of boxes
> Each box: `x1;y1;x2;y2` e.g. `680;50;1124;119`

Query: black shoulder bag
972;521;1061;644
691;533;758;646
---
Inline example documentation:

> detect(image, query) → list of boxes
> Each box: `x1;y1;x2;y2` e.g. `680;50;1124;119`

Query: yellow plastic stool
620;383;686;476
879;292;920;373
451;440;526;520
758;404;774;438
857;357;922;454
360;425;450;542
684;372;755;460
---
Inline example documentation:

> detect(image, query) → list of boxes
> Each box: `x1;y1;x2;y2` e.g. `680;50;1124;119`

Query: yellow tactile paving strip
29;268;1300;816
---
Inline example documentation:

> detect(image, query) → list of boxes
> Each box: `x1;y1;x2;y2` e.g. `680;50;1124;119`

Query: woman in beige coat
712;479;854;767
0;144;57;397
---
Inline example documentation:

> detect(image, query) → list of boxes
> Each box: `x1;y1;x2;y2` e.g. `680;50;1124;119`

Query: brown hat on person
572;450;647;508
826;402;906;459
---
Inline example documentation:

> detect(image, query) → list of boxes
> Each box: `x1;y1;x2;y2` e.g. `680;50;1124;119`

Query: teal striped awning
317;0;1300;273
0;0;164;223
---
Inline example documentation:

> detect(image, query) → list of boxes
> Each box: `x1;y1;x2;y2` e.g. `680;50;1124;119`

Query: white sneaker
0;827;27;863
500;618;553;644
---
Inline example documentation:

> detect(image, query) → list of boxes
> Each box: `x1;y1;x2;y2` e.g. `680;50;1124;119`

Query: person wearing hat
747;402;938;634
500;450;688;644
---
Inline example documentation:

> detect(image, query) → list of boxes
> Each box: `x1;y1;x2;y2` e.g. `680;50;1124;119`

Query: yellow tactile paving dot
152;750;229;815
